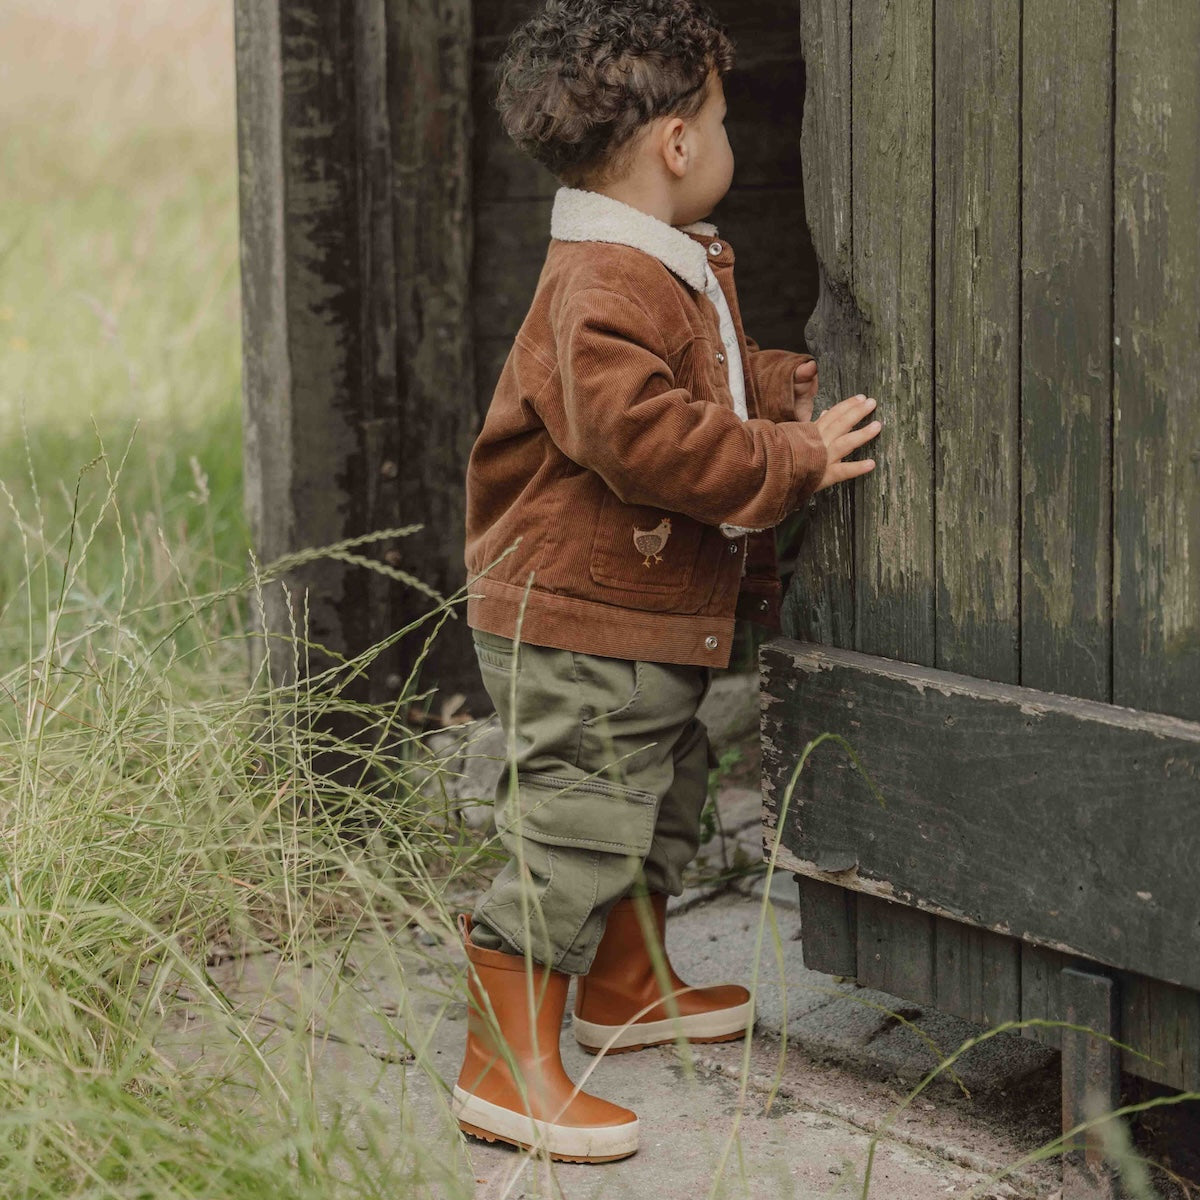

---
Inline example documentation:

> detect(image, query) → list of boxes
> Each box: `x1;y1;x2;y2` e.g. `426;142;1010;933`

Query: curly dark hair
495;0;736;187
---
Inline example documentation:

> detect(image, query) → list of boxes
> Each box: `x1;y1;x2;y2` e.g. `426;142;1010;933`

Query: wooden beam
388;0;478;707
760;639;1200;991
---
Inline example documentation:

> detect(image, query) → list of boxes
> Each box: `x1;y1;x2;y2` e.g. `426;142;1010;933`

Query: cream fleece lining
550;186;716;290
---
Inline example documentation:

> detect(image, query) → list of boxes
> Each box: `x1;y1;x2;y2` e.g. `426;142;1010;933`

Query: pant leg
638;715;711;897
469;631;705;975
639;665;715;896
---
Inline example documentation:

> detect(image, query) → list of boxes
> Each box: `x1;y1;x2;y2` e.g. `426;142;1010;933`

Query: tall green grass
1;445;489;1196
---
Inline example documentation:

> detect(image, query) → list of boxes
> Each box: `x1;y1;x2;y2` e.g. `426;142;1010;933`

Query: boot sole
451;1086;639;1162
573;1001;753;1055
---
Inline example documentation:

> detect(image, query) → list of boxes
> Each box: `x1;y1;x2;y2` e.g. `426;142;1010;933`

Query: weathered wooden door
763;0;1200;1143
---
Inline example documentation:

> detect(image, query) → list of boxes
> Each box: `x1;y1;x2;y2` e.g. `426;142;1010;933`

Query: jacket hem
467;577;737;668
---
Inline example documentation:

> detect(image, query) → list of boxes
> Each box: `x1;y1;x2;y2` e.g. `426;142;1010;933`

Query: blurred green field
1;0;247;631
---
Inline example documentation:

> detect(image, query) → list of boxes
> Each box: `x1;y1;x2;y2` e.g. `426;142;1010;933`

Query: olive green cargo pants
469;629;714;976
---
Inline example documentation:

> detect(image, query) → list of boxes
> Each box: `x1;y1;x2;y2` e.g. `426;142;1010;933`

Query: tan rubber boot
572;894;752;1055
451;915;639;1162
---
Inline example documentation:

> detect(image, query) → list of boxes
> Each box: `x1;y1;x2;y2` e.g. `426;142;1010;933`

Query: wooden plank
759;639;1200;991
796;876;857;978
1020;0;1114;701
1119;973;1200;1092
932;0;1020;683
1061;967;1121;1200
856;895;935;1006
1022;942;1069;1050
933;918;1021;1030
1112;1;1200;721
785;0;855;648
926;7;1023;1058
850;0;935;665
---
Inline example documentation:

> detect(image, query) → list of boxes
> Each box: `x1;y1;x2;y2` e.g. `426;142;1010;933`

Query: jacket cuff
752;350;814;423
778;421;828;520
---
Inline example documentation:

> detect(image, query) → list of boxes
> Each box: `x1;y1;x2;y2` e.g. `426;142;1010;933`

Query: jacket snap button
704;635;719;651
728;543;739;554
708;242;723;256
760;599;770;612
716;351;726;364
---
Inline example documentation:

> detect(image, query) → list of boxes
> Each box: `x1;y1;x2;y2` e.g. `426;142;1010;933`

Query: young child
454;0;880;1163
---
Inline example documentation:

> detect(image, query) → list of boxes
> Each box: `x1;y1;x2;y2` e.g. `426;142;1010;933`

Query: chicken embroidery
633;517;672;567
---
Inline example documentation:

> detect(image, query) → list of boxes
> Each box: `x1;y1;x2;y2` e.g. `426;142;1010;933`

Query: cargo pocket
589;493;704;610
482;768;661;972
497;769;658;859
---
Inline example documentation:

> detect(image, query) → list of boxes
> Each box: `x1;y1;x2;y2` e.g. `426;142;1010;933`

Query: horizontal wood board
761;640;1200;992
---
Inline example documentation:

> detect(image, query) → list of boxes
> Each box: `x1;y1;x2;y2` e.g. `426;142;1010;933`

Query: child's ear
659;116;690;178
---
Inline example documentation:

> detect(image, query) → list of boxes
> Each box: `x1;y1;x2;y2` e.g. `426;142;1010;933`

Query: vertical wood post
234;0;479;797
1061;966;1121;1199
796;876;857;978
787;0;855;649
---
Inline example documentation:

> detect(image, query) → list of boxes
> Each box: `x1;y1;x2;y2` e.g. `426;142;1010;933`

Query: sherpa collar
550;186;719;292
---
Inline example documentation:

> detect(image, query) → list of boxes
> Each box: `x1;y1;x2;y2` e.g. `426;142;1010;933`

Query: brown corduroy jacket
464;188;827;668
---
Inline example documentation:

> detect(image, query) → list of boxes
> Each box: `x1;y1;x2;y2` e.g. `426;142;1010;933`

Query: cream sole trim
572;1001;753;1052
451;1086;639;1162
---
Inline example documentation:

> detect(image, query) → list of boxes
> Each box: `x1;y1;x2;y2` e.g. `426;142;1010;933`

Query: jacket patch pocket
589;493;704;610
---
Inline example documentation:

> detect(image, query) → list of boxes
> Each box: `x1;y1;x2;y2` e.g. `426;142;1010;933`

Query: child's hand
813;394;880;492
793;358;819;419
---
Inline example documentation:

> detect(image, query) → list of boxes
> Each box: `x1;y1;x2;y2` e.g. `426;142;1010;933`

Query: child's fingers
824;457;877;486
820;393;877;434
831;420;882;460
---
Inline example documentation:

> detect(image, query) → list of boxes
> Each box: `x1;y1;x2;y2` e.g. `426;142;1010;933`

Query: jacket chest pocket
589;495;707;612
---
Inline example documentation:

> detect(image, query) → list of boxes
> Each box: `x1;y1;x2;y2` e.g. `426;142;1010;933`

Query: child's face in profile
675;70;735;225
